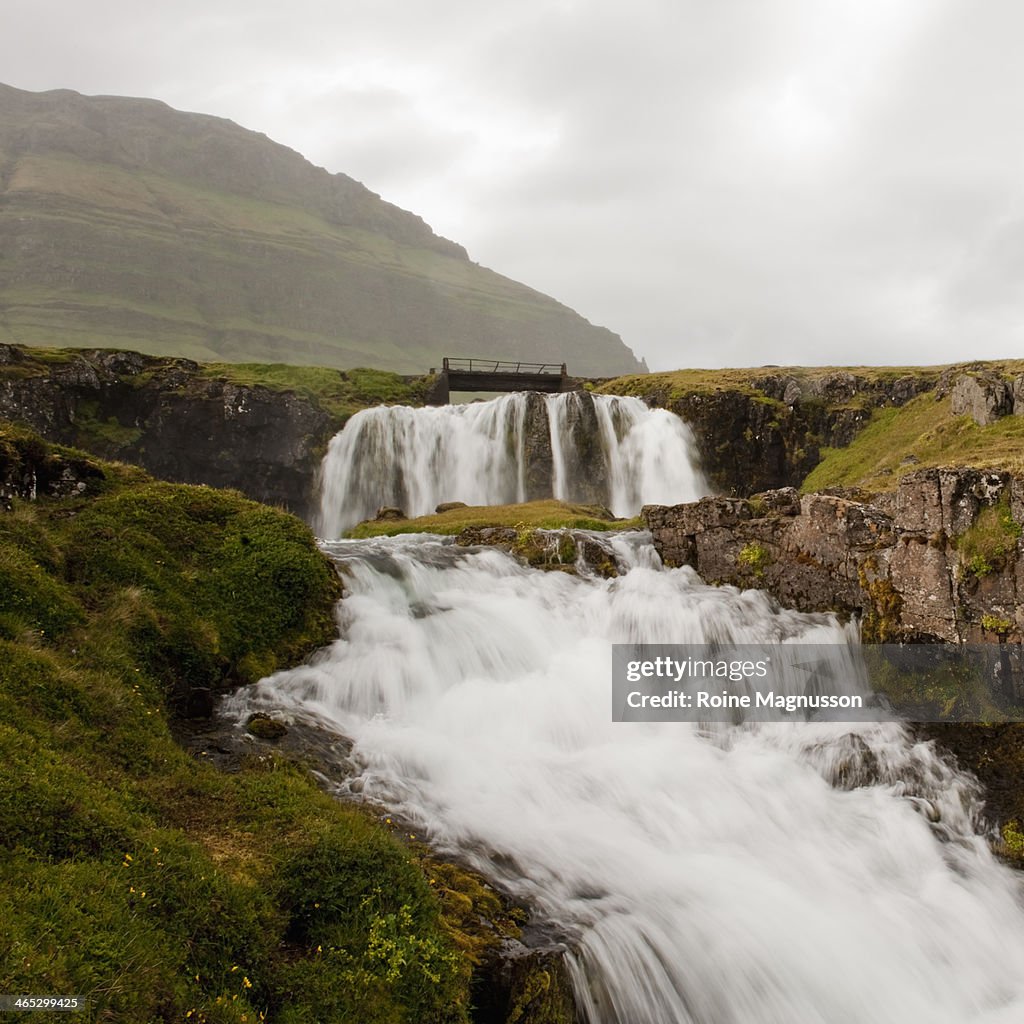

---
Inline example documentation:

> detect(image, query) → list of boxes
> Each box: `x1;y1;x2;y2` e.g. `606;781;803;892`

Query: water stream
235;394;1024;1021
230;533;1024;1023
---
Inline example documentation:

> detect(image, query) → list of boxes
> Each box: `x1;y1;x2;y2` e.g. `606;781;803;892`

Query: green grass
348;500;641;538
802;394;1024;493
956;495;1022;577
0;424;510;1022
202;363;428;422
596;364;954;402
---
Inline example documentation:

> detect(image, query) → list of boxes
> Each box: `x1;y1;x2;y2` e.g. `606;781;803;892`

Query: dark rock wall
618;370;935;496
0;345;335;521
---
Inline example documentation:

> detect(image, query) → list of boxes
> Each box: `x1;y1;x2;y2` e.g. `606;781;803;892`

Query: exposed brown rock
644;469;1024;643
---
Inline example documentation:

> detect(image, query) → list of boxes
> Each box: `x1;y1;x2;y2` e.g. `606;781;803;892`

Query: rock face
522;393;557;501
0;426;105;510
951;374;1014;425
626;371;935;496
0;345;336;520
644;468;1024;643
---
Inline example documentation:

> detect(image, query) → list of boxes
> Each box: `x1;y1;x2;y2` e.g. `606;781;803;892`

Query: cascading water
229;534;1024;1023
316;392;705;536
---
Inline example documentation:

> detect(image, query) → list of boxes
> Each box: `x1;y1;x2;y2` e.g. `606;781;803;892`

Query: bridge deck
426;357;574;404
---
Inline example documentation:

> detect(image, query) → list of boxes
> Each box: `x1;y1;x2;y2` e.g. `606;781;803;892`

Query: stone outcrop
0;427;106;510
644;468;1024;643
951;374;1014;425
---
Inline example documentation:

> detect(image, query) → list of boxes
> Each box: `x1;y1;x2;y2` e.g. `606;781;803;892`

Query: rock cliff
0;344;348;520
644;468;1024;644
600;369;937;495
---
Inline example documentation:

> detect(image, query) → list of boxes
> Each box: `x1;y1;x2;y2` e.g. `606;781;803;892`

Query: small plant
737;542;772;578
1001;821;1024;865
746;495;767;518
981;614;1013;635
967;554;995;578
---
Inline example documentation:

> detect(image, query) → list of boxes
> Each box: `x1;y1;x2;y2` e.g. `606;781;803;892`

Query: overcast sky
5;1;1024;370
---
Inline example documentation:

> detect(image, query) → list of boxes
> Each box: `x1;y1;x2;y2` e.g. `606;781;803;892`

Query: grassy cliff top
594;359;1024;494
200;361;429;421
802;393;1024;492
598;360;1024;402
0;343;427;425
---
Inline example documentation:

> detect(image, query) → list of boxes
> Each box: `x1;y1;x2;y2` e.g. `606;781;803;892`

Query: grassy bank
200;362;430;423
595;364;951;403
0;426;510;1023
802;394;1024;492
347;500;640;538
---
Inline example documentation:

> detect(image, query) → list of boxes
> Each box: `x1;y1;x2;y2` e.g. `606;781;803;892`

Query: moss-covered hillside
0;426;530;1023
0;83;644;376
802;390;1024;493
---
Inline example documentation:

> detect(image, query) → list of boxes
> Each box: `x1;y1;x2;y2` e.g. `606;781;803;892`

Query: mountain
0;84;645;375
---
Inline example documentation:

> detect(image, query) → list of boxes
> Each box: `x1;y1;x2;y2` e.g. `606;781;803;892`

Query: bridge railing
442;357;567;376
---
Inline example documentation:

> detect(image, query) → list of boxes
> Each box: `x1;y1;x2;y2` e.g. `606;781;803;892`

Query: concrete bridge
425;357;576;404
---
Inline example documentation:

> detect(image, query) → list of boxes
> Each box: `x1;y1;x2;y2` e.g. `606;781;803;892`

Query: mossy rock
246;712;288;740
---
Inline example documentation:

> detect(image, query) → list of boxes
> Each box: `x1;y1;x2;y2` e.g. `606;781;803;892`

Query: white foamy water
230;535;1024;1024
316;392;705;536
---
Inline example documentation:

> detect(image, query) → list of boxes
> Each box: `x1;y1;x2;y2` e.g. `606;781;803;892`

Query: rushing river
232;392;1024;1021
231;531;1024;1023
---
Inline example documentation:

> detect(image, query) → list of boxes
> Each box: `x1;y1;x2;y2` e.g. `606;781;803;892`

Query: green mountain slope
0;83;645;375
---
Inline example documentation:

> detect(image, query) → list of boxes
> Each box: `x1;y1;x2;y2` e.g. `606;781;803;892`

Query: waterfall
229;535;1024;1023
317;392;706;536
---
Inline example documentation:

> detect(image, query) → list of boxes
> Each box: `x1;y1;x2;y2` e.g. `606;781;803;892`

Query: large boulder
951;374;1012;426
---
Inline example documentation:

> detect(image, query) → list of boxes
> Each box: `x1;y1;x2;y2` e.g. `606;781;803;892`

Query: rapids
228;533;1024;1023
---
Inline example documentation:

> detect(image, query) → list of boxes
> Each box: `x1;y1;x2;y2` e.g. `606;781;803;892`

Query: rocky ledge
643;467;1024;643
